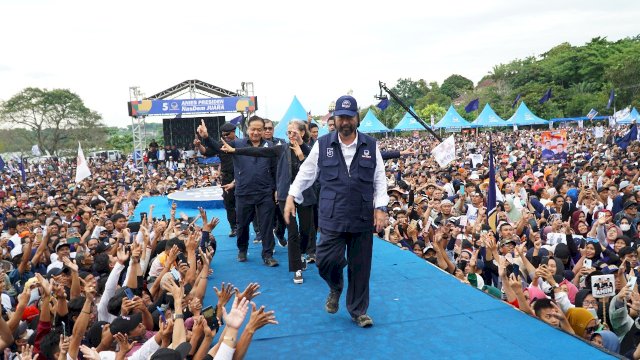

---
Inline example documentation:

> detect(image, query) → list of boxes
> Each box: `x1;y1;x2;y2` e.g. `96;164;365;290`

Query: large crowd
1;115;640;358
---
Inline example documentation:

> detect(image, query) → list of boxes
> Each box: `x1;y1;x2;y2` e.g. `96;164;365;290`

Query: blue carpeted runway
133;196;613;359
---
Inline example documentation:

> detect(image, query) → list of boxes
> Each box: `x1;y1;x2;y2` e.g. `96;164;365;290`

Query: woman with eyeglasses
220;120;315;285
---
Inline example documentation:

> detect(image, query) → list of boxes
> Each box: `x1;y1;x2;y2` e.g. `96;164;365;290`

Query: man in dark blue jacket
285;95;389;328
198;116;279;266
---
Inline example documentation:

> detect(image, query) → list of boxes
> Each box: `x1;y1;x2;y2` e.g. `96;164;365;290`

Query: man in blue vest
284;95;389;328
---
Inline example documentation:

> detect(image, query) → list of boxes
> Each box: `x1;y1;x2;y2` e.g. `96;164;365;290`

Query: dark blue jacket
232;143;317;206
229;138;277;196
317;131;377;232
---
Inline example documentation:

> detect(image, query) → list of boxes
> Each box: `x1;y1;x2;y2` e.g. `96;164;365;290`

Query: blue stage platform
133;197;614;359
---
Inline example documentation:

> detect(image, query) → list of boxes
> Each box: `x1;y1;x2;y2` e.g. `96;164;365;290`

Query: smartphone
124;287;135;300
67;237;80;244
626;261;633;274
628;276;637;291
202;305;219;331
62;321;66;337
140;212;147;220
170;268;181;282
584;259;592;269
162;214;167;222
460;185;465;195
156;306;167;324
528;218;539;232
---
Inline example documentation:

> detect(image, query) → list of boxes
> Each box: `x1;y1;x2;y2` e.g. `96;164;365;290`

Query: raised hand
197;119;209;139
117;245;130;265
222;295;250;330
21;344;39;360
246;302;278;332
235;282;261;302
114;333;137;355
203;217;220;232
214;282;234;306
220;139;235;153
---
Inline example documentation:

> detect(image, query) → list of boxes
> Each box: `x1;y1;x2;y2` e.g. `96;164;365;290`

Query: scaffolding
129;86;147;172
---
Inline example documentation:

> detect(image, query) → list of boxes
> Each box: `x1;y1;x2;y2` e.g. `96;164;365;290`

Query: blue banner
128;96;257;116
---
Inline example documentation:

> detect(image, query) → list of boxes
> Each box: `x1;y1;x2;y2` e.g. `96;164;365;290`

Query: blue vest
317;131;377;233
232;139;276;196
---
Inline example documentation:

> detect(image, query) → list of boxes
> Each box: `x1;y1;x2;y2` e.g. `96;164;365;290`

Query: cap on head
333;95;358;117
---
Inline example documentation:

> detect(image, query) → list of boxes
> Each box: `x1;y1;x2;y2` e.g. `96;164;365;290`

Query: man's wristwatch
375;206;388;213
173;313;184;320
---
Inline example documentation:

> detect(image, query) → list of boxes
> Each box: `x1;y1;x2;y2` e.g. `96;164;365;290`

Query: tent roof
274;96;308;139
434;105;472;129
393;107;426;131
359;110;390;133
505;102;548;125
470;104;507;128
550;115;608;122
617;107;640;125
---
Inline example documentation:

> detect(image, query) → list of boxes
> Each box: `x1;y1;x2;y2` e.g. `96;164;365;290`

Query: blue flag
229;115;243;125
617;124;638;150
376;98;389;111
0;156;4;172
487;132;497;232
465;98;480;113
19;158;26;182
607;89;615;109
586;109;598;120
538;88;552;104
511;94;521;109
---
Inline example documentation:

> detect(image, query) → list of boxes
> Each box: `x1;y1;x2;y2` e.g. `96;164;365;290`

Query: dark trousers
222;185;236;230
274;203;286;239
236;194;275;259
278;202;314;272
316;229;373;317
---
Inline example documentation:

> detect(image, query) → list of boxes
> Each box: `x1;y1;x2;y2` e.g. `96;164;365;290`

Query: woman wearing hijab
566;307;598;340
503;198;522;224
591;330;620;354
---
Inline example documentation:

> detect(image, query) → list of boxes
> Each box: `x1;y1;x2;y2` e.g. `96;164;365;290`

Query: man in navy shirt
199;116;279;266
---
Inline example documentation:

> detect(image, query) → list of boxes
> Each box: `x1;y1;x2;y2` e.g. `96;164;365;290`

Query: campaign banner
128;96;257;117
594;126;604;139
538;130;567;164
591;274;615;298
431;135;456;168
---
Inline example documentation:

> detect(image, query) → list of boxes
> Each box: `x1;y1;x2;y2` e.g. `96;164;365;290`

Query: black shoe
307;254;316;264
300;256;307;271
275;229;287;247
229;229;237;237
325;289;341;314
238;251;247;262
264;257;279;267
352;314;374;328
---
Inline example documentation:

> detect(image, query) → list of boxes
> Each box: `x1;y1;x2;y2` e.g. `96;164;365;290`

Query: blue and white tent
505;102;548;126
434;105;472;129
359;109;390;133
274;96;308;139
470;104;508;128
393;106;426;131
617;108;640;125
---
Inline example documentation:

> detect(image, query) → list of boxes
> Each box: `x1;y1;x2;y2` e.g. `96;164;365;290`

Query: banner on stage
128;96;258;116
539;130;567;164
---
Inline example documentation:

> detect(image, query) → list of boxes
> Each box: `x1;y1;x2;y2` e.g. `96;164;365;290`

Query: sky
1;0;639;128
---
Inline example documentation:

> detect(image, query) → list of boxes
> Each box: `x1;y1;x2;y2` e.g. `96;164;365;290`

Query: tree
441;74;474;99
418;104;446;123
0;88;103;155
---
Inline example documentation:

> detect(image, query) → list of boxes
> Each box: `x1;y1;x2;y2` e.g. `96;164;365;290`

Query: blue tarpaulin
617;108;640;125
470;104;507;128
434;105;472;129
359;109;390;133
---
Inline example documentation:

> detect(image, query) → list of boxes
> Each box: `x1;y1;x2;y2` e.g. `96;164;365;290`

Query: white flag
75;142;92;183
31;144;41;156
431;135;456;168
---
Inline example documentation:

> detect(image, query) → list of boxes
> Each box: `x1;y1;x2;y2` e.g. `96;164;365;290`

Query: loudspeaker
162;116;225;149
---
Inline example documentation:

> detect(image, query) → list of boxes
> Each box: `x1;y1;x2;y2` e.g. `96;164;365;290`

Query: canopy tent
393;106;426;131
505;102;548;126
550;116;608;123
470;104;508;128
359;109;390;133
434;105;472;129
274;95;329;139
617;107;640;125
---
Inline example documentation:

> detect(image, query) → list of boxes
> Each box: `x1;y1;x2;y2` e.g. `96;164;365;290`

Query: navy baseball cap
334;95;358;117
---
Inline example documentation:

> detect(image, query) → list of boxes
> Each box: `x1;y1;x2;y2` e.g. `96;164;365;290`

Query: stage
132;197;614;359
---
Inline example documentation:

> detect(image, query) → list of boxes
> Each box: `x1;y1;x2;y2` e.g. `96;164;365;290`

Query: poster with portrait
538;130;568;164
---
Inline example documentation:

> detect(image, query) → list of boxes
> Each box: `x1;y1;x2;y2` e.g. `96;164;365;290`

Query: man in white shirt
284;95;388;328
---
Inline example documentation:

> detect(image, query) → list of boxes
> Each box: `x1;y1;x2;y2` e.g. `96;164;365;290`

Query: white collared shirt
288;131;389;208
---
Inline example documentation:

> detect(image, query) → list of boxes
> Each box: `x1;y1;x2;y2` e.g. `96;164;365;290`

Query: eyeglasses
583;300;598;307
264;127;274;131
585;326;597;334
